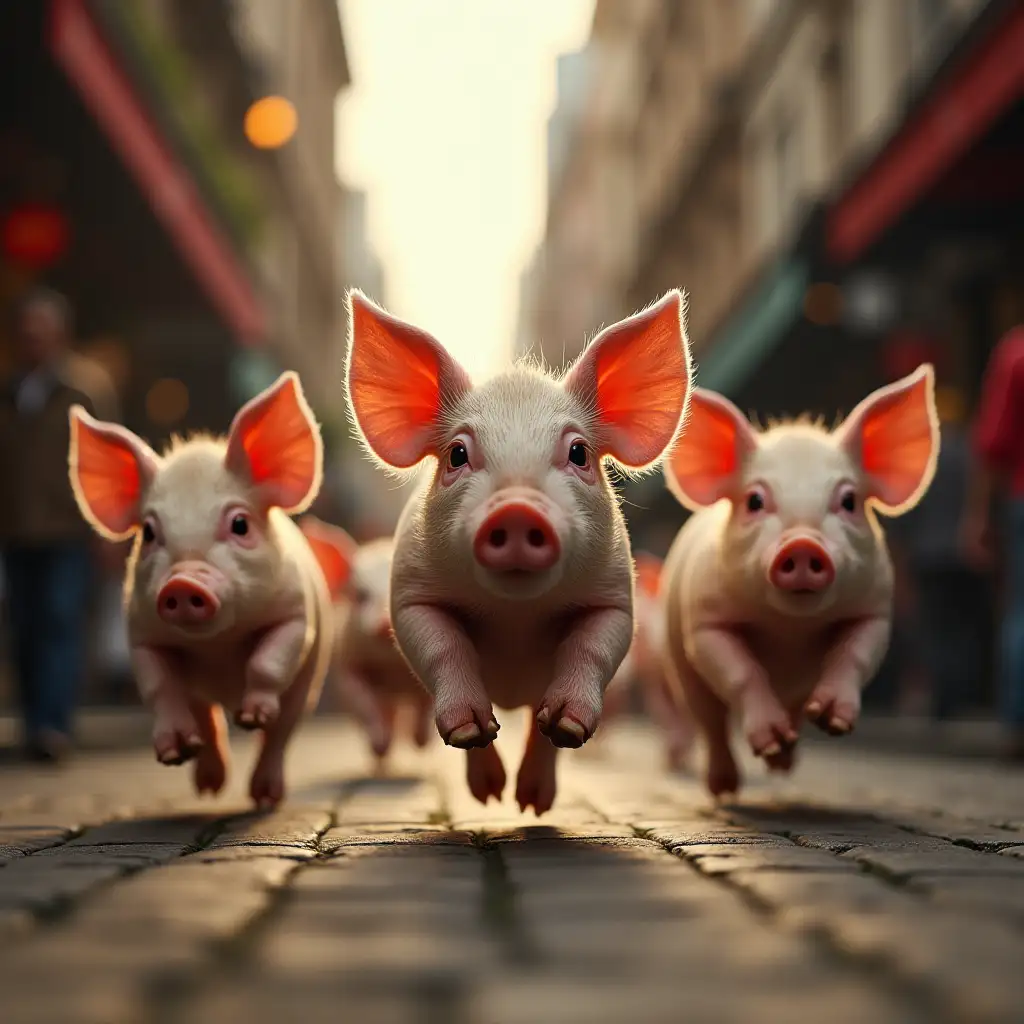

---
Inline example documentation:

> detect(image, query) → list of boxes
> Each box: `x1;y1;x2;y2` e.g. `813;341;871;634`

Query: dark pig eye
840;488;857;513
569;441;589;467
448;442;469;469
746;491;764;513
231;514;250;536
142;521;155;544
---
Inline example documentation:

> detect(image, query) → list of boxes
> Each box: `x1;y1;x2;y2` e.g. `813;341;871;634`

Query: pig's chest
171;636;257;709
467;616;562;710
743;625;838;708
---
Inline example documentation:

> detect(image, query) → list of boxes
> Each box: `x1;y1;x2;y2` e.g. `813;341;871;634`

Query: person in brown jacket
0;288;118;761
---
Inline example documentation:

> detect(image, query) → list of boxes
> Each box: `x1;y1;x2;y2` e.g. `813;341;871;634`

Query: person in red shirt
962;325;1024;759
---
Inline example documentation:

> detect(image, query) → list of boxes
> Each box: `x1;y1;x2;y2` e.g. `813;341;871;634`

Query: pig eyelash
561;432;597;483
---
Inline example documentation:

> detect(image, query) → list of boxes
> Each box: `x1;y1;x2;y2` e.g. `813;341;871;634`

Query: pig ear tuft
663;388;757;510
298;516;357;599
564;289;692;469
345;290;472;472
225;372;323;514
836;363;940;516
68;405;161;541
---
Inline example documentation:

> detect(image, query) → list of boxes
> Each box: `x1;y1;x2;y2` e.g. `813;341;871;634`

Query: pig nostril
527;528;545;548
810;558;823;573
490;528;507;548
781;558;795;574
165;597;178;611
190;595;205;609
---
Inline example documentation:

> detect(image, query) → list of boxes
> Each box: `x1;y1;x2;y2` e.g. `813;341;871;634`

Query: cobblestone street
0;713;1022;1023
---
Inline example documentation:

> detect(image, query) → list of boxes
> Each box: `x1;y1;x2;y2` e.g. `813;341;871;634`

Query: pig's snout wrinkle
473;502;560;574
768;537;835;594
157;570;222;627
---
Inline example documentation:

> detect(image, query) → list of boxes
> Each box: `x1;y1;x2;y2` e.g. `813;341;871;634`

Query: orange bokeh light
243;96;298;149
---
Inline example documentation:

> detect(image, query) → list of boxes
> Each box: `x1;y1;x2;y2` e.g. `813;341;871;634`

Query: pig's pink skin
328;538;434;764
345;290;691;813
661;368;939;797
68;374;332;809
467;743;507;804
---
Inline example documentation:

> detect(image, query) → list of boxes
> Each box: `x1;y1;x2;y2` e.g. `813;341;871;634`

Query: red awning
827;2;1024;265
47;0;265;344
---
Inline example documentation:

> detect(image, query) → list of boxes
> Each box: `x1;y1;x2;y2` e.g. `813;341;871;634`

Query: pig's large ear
225;371;323;514
68;406;161;541
298;516;357;599
564;290;692;469
834;364;939;515
663;388;758;510
345;290;472;470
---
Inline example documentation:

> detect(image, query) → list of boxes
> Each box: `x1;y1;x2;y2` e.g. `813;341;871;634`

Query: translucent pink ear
345;290;472;469
835;364;939;515
663;388;757;510
298;516;357;598
225;372;322;514
564;290;692;468
68;407;161;541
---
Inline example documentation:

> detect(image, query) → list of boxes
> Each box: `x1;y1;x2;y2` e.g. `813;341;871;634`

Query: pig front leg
688;626;798;759
248;669;312;810
392;604;499;749
236;616;308;731
537;606;632;748
133;645;203;766
805;616;891;735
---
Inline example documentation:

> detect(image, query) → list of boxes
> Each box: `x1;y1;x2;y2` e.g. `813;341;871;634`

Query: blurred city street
0;711;1021;1023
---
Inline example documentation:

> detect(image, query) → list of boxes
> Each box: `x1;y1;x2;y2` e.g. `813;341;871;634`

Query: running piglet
660;366;939;797
67;372;336;808
299;517;433;767
344;289;691;813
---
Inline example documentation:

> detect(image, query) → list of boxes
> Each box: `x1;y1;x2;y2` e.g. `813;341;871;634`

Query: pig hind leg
411;690;434;749
466;743;506;805
515;715;559;816
248;672;312;810
191;700;230;795
340;672;393;758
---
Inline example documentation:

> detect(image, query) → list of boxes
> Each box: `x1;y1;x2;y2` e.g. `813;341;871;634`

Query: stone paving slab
0;714;1020;1022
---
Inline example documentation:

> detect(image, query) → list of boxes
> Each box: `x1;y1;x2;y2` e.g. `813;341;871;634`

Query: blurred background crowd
0;0;1021;762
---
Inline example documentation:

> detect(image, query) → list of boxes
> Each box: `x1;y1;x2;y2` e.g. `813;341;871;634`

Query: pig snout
157;563;225;626
473;496;560;574
768;537;835;594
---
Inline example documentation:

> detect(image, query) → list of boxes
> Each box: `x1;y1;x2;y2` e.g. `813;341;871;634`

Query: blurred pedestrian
890;387;988;720
0;288;119;761
962;324;1024;759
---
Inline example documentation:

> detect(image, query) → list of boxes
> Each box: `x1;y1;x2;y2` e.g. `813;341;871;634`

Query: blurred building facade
523;0;1024;529
0;0;384;704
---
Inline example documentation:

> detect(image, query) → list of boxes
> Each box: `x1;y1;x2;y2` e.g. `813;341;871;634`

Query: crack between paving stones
634;825;957;1023
474;834;541;969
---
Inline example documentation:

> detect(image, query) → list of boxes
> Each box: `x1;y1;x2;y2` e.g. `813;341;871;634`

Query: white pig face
716;424;883;616
345;290;693;604
68;372;323;639
664;367;939;619
422;369;621;599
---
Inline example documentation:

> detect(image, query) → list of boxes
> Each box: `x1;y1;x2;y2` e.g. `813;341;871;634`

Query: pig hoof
446;720;498;749
467;746;506;805
235;692;280;731
250;774;284;810
515;769;556;816
805;693;859;736
764;745;796;773
548;716;587;749
154;733;203;766
744;710;798;759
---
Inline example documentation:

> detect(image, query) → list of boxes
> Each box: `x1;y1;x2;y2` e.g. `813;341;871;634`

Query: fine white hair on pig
344;288;692;814
67;372;336;810
298;517;433;766
659;365;940;798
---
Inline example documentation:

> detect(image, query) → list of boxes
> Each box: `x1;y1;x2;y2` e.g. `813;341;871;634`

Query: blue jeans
1002;500;1024;728
2;543;92;738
